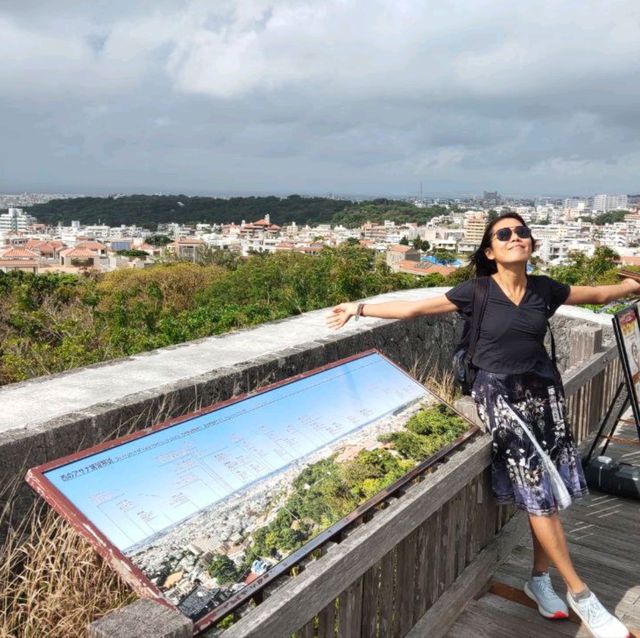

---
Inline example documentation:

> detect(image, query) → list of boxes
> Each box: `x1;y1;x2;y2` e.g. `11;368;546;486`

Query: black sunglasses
491;225;532;242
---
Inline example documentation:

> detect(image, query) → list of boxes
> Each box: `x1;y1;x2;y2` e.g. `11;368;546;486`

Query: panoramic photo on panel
29;351;471;626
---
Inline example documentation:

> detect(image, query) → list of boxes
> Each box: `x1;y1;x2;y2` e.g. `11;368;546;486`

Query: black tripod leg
601;392;630;457
584;382;626;464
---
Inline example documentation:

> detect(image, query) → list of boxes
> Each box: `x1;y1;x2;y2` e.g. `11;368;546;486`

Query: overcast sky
1;1;639;198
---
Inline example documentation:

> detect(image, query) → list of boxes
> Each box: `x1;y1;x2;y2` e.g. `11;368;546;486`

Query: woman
326;213;637;638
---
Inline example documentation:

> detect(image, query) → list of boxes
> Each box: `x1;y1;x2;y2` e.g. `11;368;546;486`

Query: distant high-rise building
482;191;500;204
592;194;628;212
463;211;487;246
564;198;587;211
0;208;36;233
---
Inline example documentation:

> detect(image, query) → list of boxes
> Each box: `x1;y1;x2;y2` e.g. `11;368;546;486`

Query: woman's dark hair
469;212;535;276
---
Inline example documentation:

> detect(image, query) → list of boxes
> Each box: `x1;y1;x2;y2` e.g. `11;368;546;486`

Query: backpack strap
465;276;490;365
546;319;557;366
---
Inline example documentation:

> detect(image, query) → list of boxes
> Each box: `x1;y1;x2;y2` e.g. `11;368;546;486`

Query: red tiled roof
388;244;412;253
25;240;56;254
75;241;107;251
243;572;259;586
61;248;97;259
398;260;456;277
0;260;39;268
0;247;39;259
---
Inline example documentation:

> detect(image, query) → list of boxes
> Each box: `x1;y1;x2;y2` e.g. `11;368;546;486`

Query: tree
208;554;240;584
547;246;619;287
594;210;627;226
399;236;409;246
431;249;457;265
146;234;172;246
116;249;148;258
412;238;430;252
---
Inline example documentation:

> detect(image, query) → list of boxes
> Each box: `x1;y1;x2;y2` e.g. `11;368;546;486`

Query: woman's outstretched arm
325;294;458;330
566;278;640;305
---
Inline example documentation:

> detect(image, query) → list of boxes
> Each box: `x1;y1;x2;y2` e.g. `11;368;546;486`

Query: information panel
613;304;640;430
27;350;475;633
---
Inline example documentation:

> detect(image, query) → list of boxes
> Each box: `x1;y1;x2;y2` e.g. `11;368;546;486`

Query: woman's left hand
622;277;640;296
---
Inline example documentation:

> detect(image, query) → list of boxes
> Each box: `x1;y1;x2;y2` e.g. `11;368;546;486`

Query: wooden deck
447;423;640;637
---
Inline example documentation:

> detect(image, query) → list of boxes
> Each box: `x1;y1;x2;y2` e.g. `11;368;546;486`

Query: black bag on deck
452;276;490;395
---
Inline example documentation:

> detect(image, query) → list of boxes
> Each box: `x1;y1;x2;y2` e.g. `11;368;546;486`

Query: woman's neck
492;263;527;289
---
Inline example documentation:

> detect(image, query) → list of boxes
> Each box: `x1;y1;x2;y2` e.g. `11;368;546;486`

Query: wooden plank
390;538;404;637
563;345;619;397
337;577;363;638
377;548;395;638
317;599;336;638
463;479;476;568
455;485;468;578
447;497;459;588
438;501;451;596
222;435;491;638
428;508;443;607
294;619;315;638
406;512;527;638
412;518;429;623
395;528;418;637
360;560;380;638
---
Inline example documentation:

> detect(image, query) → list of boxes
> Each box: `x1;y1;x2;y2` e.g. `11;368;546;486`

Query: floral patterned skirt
472;367;589;516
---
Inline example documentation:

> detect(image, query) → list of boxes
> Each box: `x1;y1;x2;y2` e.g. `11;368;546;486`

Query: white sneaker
567;590;631;638
524;573;569;619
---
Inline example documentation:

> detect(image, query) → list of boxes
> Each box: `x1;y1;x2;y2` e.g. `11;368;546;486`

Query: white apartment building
592;194;629;212
0;208;36;232
84;225;111;239
537;240;595;265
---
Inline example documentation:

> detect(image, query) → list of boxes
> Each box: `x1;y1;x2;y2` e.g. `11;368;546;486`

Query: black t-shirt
445;275;570;374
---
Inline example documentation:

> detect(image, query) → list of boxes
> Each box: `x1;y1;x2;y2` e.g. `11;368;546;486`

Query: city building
463;211;487;247
0;208;36;232
167;237;206;262
385;245;420;271
0;246;40;273
592;194;629;213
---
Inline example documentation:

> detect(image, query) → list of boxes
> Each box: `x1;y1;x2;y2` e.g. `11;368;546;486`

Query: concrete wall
0;287;612;542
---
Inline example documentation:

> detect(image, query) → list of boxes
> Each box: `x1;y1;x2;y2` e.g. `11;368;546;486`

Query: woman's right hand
325;302;359;330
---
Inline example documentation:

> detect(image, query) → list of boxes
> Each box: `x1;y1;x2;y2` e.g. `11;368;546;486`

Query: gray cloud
1;1;639;196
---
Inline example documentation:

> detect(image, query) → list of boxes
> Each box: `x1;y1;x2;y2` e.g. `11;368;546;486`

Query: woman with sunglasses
326;212;638;638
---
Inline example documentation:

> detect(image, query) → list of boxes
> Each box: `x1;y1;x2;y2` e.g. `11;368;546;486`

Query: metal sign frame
26;349;479;633
612;304;640;432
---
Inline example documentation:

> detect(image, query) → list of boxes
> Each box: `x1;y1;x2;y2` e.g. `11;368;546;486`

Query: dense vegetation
23;195;352;228
21;195;449;229
546;246;620;286
0;244;625;386
20;195;446;229
331;199;450;228
209;403;469;581
0;245;455;385
592;210;627;225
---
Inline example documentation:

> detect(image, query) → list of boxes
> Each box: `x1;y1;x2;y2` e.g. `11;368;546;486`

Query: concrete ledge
88;599;192;638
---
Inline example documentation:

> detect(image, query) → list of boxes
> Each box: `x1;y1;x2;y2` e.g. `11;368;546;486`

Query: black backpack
452;277;490;395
